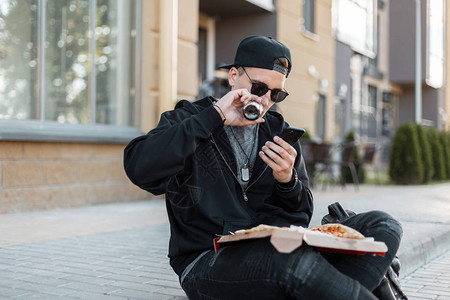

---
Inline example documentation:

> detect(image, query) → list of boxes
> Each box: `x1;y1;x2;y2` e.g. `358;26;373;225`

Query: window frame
301;0;319;41
303;0;315;34
0;0;142;143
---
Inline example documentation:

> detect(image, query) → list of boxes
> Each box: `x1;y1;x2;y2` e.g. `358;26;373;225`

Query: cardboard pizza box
213;226;387;256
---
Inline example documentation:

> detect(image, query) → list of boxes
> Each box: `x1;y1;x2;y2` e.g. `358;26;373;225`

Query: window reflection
426;0;444;89
332;0;376;58
45;0;90;124
0;0;138;127
95;0;136;126
0;0;38;120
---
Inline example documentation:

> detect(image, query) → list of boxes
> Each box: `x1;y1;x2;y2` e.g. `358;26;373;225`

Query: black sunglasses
242;67;289;103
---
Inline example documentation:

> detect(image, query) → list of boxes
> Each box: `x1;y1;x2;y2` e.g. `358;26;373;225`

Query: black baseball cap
218;36;292;77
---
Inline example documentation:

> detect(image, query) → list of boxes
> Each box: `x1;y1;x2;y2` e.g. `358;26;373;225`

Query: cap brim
216;63;235;70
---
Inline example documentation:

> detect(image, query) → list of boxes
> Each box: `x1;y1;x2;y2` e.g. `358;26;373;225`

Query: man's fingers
264;141;291;159
240;92;261;106
259;150;279;171
273;136;297;157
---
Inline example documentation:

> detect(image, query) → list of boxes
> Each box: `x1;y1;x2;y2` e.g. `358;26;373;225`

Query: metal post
415;0;422;124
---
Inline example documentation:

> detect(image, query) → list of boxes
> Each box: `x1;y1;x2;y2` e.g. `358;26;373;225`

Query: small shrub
389;123;424;184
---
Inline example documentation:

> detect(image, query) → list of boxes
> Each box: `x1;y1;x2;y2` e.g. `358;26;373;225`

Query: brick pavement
1;222;449;299
401;250;450;300
1;183;450;299
0;224;187;299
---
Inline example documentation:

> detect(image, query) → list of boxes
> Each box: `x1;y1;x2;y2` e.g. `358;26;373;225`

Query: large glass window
0;0;140;140
426;0;445;89
0;0;38;120
332;0;377;58
45;0;91;124
303;0;315;34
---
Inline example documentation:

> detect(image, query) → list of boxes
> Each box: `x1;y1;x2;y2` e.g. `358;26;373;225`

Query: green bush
415;125;433;183
342;130;364;183
438;131;450;179
389;123;424;184
427;128;446;181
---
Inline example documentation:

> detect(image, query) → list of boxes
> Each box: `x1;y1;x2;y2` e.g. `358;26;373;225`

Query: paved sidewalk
401;249;450;300
0;183;449;299
0;224;181;299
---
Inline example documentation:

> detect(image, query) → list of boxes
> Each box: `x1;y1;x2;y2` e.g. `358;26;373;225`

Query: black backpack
321;202;408;300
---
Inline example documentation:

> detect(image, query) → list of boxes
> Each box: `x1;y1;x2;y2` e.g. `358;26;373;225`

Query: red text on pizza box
213;226;387;256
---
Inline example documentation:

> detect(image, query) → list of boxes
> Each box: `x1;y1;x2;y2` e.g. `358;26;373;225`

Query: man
124;36;402;299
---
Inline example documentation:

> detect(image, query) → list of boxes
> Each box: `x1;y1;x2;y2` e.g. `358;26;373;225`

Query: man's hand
214;89;266;126
259;136;297;183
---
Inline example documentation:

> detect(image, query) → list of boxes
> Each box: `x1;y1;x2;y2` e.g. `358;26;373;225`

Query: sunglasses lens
271;90;289;103
250;82;288;102
251;83;269;97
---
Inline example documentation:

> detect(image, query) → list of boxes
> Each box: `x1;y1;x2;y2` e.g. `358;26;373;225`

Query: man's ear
228;67;239;87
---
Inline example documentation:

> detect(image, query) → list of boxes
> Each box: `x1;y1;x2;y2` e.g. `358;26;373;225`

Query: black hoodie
124;97;313;276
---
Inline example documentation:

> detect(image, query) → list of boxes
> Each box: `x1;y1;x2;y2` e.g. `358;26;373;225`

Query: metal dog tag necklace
241;164;250;182
229;125;258;183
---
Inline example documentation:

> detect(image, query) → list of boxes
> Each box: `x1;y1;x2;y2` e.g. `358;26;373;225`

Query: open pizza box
213;225;387;256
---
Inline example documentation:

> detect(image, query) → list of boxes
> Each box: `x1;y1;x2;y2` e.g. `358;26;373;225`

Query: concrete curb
398;225;450;278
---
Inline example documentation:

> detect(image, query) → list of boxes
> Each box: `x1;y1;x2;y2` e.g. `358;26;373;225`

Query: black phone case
279;127;305;145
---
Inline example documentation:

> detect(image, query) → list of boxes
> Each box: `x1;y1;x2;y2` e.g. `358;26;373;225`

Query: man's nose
261;90;271;105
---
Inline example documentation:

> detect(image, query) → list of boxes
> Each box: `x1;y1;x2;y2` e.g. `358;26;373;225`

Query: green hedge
439;131;450;179
389;123;424;184
428;128;446;181
415;124;433;183
389;123;450;184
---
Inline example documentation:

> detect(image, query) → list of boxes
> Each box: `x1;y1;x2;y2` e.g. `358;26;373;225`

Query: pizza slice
309;223;365;240
234;224;279;235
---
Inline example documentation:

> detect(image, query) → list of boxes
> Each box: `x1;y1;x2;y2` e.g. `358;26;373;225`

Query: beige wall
141;0;199;134
0;141;149;213
276;0;335;141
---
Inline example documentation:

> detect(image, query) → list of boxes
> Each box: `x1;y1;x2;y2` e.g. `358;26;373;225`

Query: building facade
390;0;447;130
0;0;448;212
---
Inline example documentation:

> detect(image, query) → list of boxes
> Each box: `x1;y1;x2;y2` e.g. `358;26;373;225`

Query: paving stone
0;286;31;298
401;250;450;300
152;287;189;297
0;184;449;299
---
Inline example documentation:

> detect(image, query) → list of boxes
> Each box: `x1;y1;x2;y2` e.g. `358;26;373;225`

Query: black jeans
180;211;403;300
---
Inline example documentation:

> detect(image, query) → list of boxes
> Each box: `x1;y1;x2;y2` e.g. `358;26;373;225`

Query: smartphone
279;127;306;146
